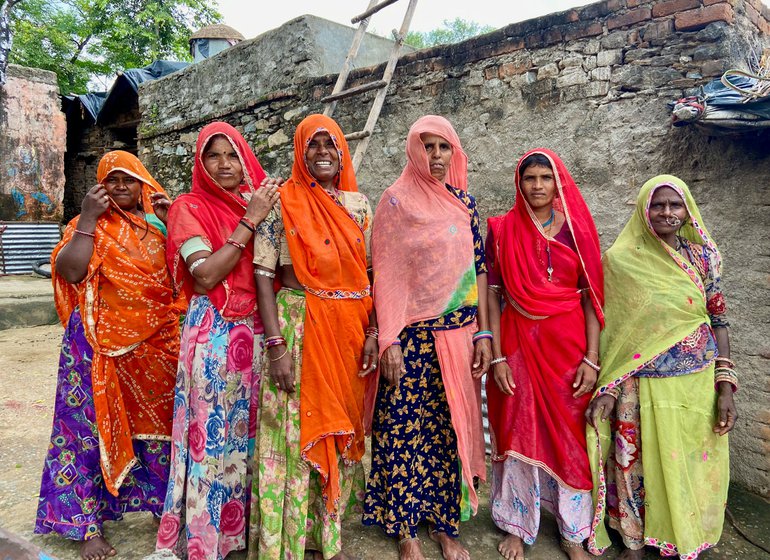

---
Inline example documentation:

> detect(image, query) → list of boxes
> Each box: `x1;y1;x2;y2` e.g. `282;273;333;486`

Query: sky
216;1;599;40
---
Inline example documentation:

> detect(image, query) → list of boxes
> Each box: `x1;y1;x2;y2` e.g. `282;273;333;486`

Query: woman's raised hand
380;344;406;387
150;192;172;224
244;178;282;224
81;184;111;222
492;361;515;396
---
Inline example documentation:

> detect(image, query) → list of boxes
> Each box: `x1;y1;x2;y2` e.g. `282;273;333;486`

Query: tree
0;0;23;86
404;18;495;49
9;0;220;94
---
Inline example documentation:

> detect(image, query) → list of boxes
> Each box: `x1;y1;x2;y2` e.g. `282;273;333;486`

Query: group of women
34;112;737;560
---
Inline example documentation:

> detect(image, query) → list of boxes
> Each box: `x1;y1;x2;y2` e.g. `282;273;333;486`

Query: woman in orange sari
249;114;375;560
35;151;182;560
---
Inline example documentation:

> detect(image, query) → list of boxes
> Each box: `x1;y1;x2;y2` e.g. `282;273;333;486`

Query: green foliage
404;18;494;49
10;0;221;94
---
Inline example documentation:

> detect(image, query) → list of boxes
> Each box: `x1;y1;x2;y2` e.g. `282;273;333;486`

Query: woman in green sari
586;175;737;559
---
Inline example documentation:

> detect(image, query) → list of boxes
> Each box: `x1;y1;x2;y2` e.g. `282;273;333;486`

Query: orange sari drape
51;151;183;496
280;114;372;513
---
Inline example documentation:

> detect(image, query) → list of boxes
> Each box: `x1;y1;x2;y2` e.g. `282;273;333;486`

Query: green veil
586;174;722;552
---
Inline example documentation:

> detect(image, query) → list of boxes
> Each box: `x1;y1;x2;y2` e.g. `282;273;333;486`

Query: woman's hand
245;182;280;224
380;344;405;387
492;361;515;396
472;338;491;378
714;382;738;436
81;184;111;223
572;362;597;398
358;336;379;377
150;192;172;224
585;393;616;428
268;347;295;393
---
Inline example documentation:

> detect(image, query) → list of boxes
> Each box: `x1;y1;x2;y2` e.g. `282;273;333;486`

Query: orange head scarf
280;114;372;513
51;150;182;496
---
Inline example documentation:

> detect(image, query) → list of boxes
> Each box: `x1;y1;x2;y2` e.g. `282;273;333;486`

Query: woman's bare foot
399;537;426;560
80;536;116;560
617;548;645;560
498;533;525;559
559;539;590;560
429;530;470;560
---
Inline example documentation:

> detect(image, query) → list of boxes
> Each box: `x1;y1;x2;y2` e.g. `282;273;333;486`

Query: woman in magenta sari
485;149;604;560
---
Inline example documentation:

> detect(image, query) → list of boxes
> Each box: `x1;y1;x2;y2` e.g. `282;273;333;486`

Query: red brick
564;21;604;41
652;0;700;18
627;0;642;7
498;61;530;78
484;66;498;80
747;3;761;25
675;3;735;30
703;0;736;5
608;7;653;30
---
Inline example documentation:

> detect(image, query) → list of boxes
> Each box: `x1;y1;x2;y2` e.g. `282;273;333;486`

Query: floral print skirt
35;308;170;541
490;457;592;545
156;295;262;560
249;289;364;560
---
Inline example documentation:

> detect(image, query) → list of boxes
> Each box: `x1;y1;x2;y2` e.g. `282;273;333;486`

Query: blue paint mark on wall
11;189;27;217
31;192;55;213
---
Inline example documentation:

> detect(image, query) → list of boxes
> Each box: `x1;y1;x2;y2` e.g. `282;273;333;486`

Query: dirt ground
0;324;767;560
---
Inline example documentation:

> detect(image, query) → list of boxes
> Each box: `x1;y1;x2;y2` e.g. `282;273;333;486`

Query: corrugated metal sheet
0;222;61;275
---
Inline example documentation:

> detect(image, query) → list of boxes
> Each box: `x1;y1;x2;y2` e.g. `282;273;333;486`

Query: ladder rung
352;0;402;24
321;80;388;103
345;130;372;141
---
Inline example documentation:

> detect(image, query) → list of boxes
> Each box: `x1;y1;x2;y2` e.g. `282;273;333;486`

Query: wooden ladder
323;0;418;172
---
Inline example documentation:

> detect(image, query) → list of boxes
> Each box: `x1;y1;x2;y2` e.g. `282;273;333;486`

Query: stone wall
0;65;65;222
139;0;770;496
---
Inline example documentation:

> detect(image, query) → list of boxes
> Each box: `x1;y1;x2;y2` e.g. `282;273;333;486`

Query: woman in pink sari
364;115;490;560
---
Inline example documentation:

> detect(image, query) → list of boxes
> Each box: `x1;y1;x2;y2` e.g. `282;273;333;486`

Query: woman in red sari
485;149;604;560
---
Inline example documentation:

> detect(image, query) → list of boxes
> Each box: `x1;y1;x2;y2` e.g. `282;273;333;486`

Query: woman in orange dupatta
35;151;182;560
249;114;375;560
363;115;490;560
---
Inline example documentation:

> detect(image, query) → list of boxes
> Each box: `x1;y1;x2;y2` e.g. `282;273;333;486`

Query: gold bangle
269;349;288;362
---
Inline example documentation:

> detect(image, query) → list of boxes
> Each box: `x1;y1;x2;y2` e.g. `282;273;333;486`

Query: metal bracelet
189;257;207;274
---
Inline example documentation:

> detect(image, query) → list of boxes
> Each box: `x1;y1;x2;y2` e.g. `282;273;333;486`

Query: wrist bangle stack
391;340;401;346
256;269;276;279
74;229;95;238
473;330;493;344
365;327;379;339
490;356;507;366
715;357;735;368
265;336;286;349
582;356;601;372
714;366;738;392
239;218;256;233
226;238;246;250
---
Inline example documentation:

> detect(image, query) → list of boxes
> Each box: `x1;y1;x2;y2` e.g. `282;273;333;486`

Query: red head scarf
52;150;181;496
497;148;604;322
166;122;267;320
279;114;372;513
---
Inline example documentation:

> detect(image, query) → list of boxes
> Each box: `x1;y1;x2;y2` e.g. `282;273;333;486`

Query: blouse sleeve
703;245;729;328
253;205;283;270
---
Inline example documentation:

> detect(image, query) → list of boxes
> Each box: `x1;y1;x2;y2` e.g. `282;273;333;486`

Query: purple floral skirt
34;308;170;541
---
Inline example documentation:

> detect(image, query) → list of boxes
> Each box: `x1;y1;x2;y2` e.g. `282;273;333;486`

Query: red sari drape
486;148;603;491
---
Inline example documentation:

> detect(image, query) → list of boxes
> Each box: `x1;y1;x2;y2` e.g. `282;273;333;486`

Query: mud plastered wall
0;65;65;222
140;0;770;495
